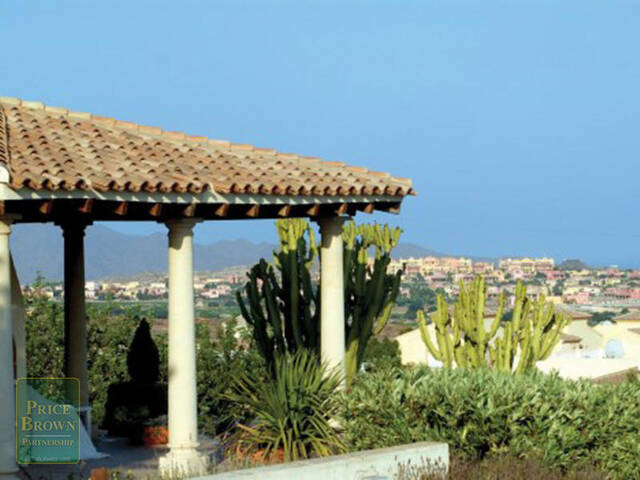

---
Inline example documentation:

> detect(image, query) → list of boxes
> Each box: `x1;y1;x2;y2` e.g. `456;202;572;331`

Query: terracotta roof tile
0;97;414;198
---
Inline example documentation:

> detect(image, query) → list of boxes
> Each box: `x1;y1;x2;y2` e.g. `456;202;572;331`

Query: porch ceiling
0;97;413;223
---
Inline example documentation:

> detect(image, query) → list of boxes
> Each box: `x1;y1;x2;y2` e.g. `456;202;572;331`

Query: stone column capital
317;216;346;237
0;222;12;236
165;219;201;250
0;215;20;235
57;220;91;237
165;218;201;234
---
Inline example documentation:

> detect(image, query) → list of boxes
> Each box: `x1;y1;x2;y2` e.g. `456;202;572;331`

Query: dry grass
395;455;606;480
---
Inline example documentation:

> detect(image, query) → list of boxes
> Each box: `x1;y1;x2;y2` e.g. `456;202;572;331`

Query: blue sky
2;1;639;266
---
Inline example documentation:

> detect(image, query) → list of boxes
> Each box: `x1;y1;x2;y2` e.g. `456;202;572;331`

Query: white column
318;216;346;379
61;223;89;414
0;219;19;480
159;219;207;477
10;255;26;380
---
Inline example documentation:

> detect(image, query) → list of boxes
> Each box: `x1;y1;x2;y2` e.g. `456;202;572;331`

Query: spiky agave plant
230;349;345;462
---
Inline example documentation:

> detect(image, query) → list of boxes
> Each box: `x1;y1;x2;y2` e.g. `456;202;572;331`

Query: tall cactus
418;276;502;368
418;276;569;372
236;219;319;373
237;218;403;383
490;282;569;372
343;221;403;385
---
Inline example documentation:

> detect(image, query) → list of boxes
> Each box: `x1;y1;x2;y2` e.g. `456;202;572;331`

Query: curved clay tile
172;183;187;194
0;97;414;201
108;180;125;192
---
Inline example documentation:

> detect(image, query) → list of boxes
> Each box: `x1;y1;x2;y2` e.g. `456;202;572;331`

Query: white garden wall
198;441;449;480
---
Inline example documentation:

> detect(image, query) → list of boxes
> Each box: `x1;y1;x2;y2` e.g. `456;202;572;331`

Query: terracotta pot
236;446;285;465
250;448;285;465
142;425;169;446
90;468;109;480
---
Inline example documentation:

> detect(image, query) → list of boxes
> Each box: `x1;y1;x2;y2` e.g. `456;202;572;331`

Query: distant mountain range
9;224;497;283
11;224;275;283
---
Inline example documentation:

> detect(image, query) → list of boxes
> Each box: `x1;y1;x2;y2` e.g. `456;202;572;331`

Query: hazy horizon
11;223;629;271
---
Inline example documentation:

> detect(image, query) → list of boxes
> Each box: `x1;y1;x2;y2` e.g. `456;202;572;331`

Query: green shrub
25;292;145;427
25;288;65;380
344;367;640;479
24;291;264;437
362;337;402;371
229;349;345;462
196;319;266;436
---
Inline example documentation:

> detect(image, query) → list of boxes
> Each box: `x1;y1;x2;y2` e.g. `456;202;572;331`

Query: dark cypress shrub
127;318;159;384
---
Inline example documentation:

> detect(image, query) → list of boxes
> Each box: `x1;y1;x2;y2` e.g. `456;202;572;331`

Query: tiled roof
0;97;414;198
613;311;640;322
560;333;582;344
556;307;592;320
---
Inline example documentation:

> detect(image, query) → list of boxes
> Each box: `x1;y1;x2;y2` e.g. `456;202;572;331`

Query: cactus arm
238;269;275;368
236;289;252;325
300;266;317;350
474;276;486;346
262;270;285;355
539;312;569;360
418;310;446;363
288;243;303;349
345;338;359;386
374;260;400;335
488;292;505;339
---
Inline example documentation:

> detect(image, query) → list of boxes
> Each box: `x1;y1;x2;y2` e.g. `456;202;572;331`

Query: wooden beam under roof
362;203;375;214
214;203;230;217
378;202;401;214
183;203;197;217
39;200;54;215
246;204;260;217
277;205;291;217
149;203;163;217
113;202;128;216
78;199;93;214
306;204;320;217
0;196;406;223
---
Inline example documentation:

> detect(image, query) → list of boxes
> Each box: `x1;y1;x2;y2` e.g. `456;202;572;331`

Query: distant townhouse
84;281;100;300
545;270;567;280
604;288;640;301
564;291;592;305
402;258;423;277
388;259;404;275
453;273;474;283
148;281;167;296
389;256;473;278
473;262;494;274
201;289;220;299
499;257;554;274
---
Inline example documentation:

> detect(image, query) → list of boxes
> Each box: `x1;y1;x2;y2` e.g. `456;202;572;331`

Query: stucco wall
199;442;449;480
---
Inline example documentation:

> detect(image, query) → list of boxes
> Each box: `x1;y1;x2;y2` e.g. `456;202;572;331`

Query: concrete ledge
197;442;449;480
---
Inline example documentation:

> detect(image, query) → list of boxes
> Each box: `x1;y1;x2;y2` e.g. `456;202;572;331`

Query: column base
158;448;209;478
